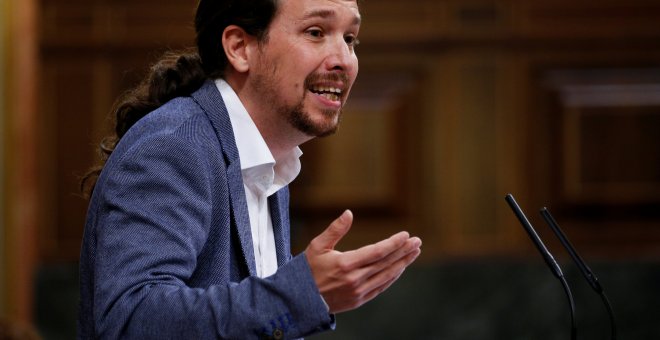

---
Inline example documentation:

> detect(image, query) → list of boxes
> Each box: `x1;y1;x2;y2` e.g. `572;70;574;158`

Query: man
78;0;421;338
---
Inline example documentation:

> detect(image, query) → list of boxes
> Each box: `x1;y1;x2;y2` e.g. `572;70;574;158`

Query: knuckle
344;274;361;291
371;246;387;259
307;239;321;251
354;285;369;298
347;278;360;290
337;257;353;272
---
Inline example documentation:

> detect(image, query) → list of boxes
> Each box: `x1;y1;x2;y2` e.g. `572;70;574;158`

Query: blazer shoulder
118;96;218;152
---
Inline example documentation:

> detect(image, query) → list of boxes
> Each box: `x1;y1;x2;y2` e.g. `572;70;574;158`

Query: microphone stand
505;194;618;340
541;208;617;340
504;194;577;340
505;194;577;340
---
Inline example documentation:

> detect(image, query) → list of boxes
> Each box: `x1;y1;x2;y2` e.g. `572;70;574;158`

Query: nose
324;36;357;74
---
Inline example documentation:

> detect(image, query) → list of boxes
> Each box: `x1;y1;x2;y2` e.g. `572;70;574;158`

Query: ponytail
82;0;280;198
81;51;207;197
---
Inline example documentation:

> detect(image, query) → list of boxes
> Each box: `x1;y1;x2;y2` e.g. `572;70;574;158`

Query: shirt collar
215;78;302;195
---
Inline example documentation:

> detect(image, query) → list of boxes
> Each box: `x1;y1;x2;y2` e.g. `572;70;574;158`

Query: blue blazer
78;80;334;339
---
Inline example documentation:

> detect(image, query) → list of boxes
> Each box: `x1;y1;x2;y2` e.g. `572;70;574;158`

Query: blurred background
2;0;660;338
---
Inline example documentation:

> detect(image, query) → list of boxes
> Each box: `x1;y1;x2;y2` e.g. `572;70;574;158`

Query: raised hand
305;210;422;313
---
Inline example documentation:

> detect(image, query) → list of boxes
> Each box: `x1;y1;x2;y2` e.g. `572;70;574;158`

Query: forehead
276;0;361;24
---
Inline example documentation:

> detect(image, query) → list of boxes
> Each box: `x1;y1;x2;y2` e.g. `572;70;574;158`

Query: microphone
505;194;577;340
540;207;617;340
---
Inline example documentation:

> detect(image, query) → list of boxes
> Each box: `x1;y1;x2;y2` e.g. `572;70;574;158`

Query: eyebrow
301;9;362;26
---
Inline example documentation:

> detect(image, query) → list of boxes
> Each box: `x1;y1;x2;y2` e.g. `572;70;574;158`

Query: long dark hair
81;0;278;197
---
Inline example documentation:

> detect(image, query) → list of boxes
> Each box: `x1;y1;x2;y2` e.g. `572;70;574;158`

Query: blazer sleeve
90;132;334;339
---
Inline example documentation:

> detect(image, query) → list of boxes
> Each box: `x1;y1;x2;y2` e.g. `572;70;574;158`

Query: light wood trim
3;0;39;324
0;0;9;319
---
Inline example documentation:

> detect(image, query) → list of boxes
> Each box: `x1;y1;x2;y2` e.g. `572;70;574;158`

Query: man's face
249;0;360;137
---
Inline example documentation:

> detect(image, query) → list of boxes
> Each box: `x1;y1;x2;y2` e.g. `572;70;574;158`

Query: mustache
304;72;350;91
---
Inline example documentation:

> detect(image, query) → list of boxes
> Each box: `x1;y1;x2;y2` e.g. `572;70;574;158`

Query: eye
305;27;324;39
344;35;360;47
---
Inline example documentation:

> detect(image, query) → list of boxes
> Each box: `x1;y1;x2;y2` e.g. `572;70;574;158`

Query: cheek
352;56;359;76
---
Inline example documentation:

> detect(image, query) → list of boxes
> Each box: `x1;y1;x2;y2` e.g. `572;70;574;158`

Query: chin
289;108;342;137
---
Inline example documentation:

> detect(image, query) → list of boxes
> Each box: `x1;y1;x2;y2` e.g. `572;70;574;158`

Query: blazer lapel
269;188;291;267
191;80;256;276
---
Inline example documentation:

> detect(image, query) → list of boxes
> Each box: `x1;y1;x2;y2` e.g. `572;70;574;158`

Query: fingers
308;210;353;252
305;209;423;314
357;247;421;303
328;246;421;313
360;236;421;278
341;231;412;270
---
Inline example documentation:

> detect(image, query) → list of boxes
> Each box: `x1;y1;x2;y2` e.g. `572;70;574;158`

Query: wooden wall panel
528;59;660;258
41;1;194;48
418;52;531;258
360;0;660;46
39;58;95;261
521;1;660;40
541;68;660;205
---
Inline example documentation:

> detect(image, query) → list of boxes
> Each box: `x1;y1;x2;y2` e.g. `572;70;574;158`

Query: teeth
320;93;340;101
311;86;342;94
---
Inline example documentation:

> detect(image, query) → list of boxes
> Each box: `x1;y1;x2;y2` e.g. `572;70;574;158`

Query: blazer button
272;328;284;339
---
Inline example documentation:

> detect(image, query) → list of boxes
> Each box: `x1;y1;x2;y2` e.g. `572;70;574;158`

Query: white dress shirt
215;79;302;278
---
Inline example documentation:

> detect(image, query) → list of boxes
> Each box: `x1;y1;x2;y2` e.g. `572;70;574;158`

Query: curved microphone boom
541;207;617;340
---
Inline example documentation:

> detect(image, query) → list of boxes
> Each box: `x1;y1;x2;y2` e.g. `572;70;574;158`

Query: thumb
310;210;353;252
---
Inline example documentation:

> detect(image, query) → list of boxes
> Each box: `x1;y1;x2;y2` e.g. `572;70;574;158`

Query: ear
222;25;255;73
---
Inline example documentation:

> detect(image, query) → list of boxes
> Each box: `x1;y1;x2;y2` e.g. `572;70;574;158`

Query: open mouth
309;85;342;102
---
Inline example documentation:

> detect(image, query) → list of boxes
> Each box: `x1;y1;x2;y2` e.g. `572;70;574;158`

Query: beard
284;91;342;138
250;58;348;138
